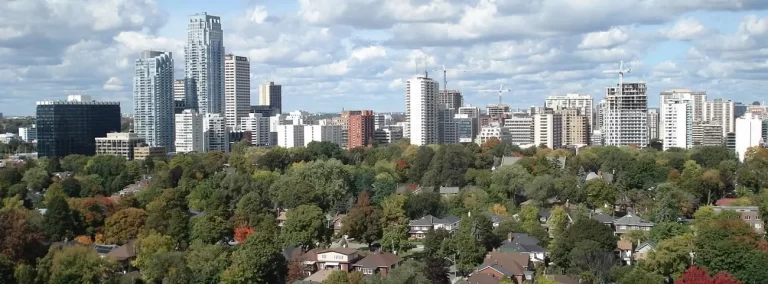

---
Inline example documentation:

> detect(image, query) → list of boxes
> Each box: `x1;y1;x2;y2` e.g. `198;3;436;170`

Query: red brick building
348;110;374;149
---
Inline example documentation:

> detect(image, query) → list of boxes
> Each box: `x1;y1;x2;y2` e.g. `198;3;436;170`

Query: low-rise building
438;186;459;197
133;146;166;160
351;252;402;276
95;133;145;160
613;213;654;235
633;241;657;261
713;206;764;234
497;233;546;262
468;252;534;284
408;215;461;239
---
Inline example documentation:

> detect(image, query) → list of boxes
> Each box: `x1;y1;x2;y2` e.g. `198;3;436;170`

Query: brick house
351;252;402;276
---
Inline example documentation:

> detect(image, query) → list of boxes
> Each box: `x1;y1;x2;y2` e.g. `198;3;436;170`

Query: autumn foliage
234;227;255;243
676;266;742;284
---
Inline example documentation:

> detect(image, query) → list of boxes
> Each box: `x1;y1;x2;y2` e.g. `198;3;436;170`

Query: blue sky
1;0;768;116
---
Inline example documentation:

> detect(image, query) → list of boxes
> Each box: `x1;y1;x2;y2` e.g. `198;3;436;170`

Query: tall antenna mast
432;65;467;91
423;54;428;78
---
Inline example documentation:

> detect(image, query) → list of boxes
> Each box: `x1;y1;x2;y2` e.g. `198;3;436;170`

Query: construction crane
480;84;511;105
432;65;467;91
602;60;631;87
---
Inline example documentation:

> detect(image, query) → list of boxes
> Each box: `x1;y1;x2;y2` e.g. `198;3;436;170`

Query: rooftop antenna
423;54;429;78
433;65;468;91
480;84;511;105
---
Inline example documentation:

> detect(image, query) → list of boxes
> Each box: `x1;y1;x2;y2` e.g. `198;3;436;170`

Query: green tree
48;246;118;284
22;167;50;192
142;251;191;283
341;192;382;247
186;241;231;284
423;228;450;257
690;146;735;169
488;165;531;200
132;232;175;274
547;205;569;240
221;225;286;284
518;204;540;234
367;259;430;284
463;213;498;251
104;208;148;244
648;222;691;243
406;146;435;183
372;173;397;205
585;179;618;209
322;270;364;284
524;174;556;204
615;267;664;284
270;159;352;212
85;155;129;194
43;195;78;241
644;234;694;281
424;257;450;284
550;218;617;270
61;155;90;173
282;204;328;249
191;214;230;244
59;178;82;198
0;255;13;283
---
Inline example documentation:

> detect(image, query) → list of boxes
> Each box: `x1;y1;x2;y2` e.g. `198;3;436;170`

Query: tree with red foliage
676;266;742;284
0;209;45;263
234;227;255;243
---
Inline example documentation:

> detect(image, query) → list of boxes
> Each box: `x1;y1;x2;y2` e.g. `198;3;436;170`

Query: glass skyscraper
185;13;225;116
36;95;120;157
134;50;174;151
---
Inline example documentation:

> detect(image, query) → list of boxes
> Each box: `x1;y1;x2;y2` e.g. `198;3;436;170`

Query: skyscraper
406;76;439;146
259;81;282;114
134;50;175;150
175;109;204;153
534;111;563;149
204;113;229;152
186;13;224;116
438;107;457;144
558;108;589;146
348;110;375;149
545;94;594;131
439;90;463;109
704;98;735;136
224;54;250;130
174;79;186;101
602;82;648;147
36;95;121;157
647;108;659;140
660;89;706;123
660;92;693;150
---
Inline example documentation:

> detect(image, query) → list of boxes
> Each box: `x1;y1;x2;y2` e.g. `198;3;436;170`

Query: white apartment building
735;113;763;162
406;76;439;146
505;116;534;146
704;98;735;136
647;108;659;141
18;125;36;142
374;113;393;130
475;122;511;145
660;92;693;150
186;13;225;115
173;79;186;101
134;50;175;151
603;83;648;147
595;99;607;131
224;54;250;130
304;124;344;147
661;90;706;123
534;112;563;149
204;113;229;152
240;113;270;146
175;109;204;153
545;94;593;130
277;124;305;148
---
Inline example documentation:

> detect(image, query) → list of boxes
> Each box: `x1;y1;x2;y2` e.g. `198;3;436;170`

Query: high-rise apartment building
259;81;282;114
348;110;375;149
406;76;439;146
595;99;607;131
175;109;204;153
186;13;224;115
459;106;481;135
647;108;659;141
373;113;393;130
603;82;648;147
134;50;175;151
660;92;693;150
505;116;534;146
439;90;463;109
704;98;735;136
660;89;706;123
224;54;250;130
693;124;723;147
486;104;510;117
374;126;404;144
545;94;594;130
277;124;305;148
204;113;229;152
240;113;270;146
559;109;589;146
305;124;344;147
95;132;145;160
734;102;748;119
735;113;763;162
534;111;563;149
36;95;120;157
174;79;186;101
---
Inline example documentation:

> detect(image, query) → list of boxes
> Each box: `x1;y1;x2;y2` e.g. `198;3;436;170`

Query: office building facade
175;109;204;153
224;54;250;130
454;114;477;143
134;50;175;151
186;13;225;115
505;116;535;146
95;132;145;160
406;76;439;146
374;126;404;144
36;95;121;157
693;123;723;147
438;107;457;144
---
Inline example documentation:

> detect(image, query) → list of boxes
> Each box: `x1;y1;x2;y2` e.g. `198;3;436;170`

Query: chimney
507;232;513;242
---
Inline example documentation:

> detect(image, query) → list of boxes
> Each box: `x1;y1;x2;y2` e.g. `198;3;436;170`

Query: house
439;186;460;197
484;212;505;227
492;156;522;171
469;252;534;284
408;215;461;239
328;214;346;236
713;206;764;234
613;213;654;235
634;242;657;261
352;252;402;276
277;210;289;227
590;212;616;227
617;239;633;265
106;242;137;273
314;248;361;271
584;171;614;183
497;233;546;262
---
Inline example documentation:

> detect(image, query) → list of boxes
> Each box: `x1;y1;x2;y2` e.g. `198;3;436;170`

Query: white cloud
665;18;708;40
247;6;269;24
350;46;387;61
103;77;124;91
579;28;629;49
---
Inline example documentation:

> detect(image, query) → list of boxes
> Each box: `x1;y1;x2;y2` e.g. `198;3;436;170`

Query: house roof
277;211;288;221
477;252;530;276
617;239;633;251
499;233;545;253
409;215;461;226
635;242;657;253
590;212;616;224
439;186;460;194
483;212;505;223
106;242;136;261
614;213;653;226
302;269;335;283
318;247;358;255
585;172;599;181
92;244;118;255
302;248;325;262
465;273;502;284
439;215;461;224
500;156;522;166
352;252;402;268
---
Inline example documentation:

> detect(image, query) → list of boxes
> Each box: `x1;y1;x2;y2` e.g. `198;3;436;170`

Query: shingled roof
352;252;402;268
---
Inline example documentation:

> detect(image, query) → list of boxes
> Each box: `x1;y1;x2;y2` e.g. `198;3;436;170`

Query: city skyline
2;1;768;115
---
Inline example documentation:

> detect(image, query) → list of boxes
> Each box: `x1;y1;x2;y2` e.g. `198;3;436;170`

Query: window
745;215;751;220
361;268;374;275
619;225;627;230
335;255;343;260
756;224;762;229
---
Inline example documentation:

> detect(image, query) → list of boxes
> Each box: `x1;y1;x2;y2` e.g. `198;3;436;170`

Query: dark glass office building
36;96;121;157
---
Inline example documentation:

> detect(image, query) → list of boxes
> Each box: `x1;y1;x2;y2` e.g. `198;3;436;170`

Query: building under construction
602;82;648;147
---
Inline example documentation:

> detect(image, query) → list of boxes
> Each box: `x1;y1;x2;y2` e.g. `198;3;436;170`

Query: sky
2;0;768;116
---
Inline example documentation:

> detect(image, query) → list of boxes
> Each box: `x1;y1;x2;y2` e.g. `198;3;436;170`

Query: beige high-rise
224;54;250;130
559;109;590;146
